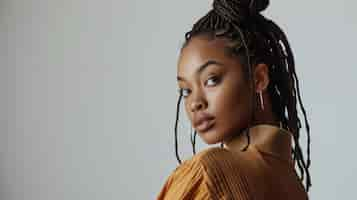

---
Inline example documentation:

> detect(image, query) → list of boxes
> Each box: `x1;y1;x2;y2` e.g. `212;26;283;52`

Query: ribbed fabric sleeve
156;147;253;200
156;157;211;200
198;147;253;200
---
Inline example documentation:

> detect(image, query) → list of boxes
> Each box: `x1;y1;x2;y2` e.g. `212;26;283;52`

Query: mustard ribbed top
157;125;308;200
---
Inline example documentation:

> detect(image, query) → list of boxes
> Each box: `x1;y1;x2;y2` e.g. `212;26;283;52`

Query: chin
199;130;223;145
204;139;221;145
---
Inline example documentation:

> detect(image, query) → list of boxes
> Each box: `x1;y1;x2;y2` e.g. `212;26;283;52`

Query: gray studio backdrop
1;0;356;199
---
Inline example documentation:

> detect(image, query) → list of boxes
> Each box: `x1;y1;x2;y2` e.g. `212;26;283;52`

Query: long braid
174;91;183;164
174;0;311;193
266;19;311;189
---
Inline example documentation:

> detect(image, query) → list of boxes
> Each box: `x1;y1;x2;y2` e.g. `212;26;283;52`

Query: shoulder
172;147;237;179
195;147;255;199
156;153;211;200
166;147;232;175
157;147;254;200
156;147;228;200
194;146;245;172
194;146;234;162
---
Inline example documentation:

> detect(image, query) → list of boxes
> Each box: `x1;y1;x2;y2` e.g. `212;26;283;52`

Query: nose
190;98;206;113
191;101;202;113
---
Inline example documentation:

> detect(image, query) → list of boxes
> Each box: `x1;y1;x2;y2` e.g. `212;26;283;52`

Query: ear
253;63;270;92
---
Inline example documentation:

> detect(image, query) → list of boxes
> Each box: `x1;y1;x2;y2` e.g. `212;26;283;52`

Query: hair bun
213;0;269;23
250;0;269;13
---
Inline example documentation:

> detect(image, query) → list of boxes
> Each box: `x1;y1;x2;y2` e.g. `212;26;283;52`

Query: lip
195;119;215;132
193;112;214;126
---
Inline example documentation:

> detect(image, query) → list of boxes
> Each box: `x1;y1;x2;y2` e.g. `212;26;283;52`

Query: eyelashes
178;76;221;98
206;76;220;86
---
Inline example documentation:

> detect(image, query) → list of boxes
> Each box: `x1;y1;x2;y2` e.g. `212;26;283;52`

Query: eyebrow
177;60;224;82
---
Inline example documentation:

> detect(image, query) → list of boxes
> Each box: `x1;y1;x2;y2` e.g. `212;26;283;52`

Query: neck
223;124;293;166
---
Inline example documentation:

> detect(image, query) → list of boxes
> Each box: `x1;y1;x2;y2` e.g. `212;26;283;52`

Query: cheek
183;100;194;122
210;82;251;132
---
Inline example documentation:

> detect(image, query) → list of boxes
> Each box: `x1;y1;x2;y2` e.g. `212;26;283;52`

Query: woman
157;0;311;199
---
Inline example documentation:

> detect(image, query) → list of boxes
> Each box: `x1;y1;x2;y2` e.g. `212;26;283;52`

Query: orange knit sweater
157;124;308;200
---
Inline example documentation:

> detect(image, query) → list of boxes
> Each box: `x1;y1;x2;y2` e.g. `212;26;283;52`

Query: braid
174;0;312;194
174;91;183;164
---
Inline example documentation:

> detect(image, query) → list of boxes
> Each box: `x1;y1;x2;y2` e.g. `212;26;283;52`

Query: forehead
177;36;238;77
179;36;229;64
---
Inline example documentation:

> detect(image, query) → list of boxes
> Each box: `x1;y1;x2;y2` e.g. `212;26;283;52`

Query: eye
205;76;220;86
178;88;190;98
177;76;220;98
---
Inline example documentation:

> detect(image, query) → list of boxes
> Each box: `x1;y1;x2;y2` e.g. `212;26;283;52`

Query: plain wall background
1;0;356;199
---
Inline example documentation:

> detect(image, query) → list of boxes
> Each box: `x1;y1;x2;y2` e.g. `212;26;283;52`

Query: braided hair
173;0;312;193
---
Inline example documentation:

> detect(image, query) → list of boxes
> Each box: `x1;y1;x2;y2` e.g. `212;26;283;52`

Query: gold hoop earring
259;91;264;111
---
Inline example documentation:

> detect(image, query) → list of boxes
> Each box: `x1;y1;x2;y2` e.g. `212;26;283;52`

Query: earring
259;91;264;111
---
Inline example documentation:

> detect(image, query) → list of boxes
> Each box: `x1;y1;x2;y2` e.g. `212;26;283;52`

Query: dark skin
177;35;280;145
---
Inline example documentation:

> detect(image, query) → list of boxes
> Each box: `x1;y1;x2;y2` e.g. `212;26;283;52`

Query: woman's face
177;35;253;145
